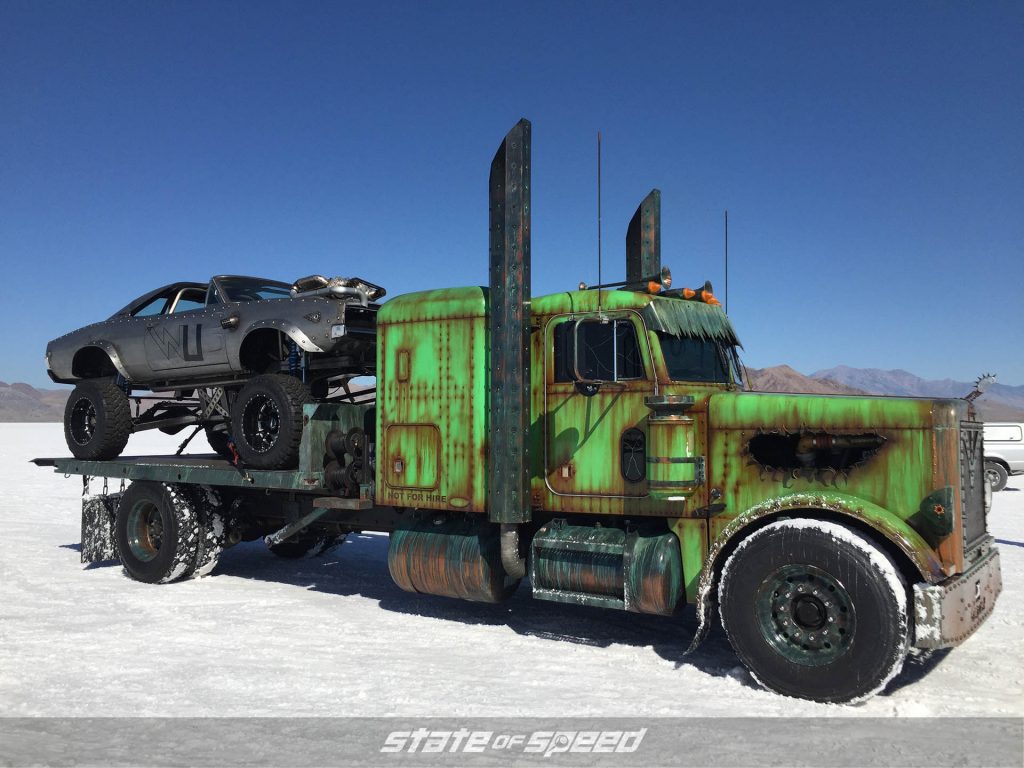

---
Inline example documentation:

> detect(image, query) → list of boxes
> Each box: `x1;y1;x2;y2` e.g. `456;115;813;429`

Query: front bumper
913;541;1002;649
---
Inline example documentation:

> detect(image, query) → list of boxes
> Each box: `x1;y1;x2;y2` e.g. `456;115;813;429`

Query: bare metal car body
46;274;381;391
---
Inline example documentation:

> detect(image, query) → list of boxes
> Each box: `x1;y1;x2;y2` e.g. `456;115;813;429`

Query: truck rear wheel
185;485;235;577
718;519;909;703
114;482;202;584
64;378;132;460
231;374;309;469
985;461;1009;492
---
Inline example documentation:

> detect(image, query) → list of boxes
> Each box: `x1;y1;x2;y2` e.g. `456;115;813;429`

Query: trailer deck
33;454;323;491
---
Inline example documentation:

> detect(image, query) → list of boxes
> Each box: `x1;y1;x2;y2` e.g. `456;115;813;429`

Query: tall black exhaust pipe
626;189;661;285
488;119;531;551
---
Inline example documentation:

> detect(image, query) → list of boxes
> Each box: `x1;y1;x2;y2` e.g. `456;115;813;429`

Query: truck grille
960;422;987;546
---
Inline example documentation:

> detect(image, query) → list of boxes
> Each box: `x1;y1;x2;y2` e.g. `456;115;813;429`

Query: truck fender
685;491;944;654
77;341;131;381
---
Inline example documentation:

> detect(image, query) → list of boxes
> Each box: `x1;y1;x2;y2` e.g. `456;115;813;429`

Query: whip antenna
597;131;602;314
724;209;729;314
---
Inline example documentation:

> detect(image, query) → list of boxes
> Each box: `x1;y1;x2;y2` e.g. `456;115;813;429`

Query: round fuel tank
626;529;684;615
532;525;626;599
530;521;683;616
388;517;521;603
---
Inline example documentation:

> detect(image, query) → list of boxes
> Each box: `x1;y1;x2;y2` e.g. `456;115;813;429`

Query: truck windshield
656;331;737;384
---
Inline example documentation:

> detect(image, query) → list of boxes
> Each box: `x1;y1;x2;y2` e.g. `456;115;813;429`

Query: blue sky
2;2;1021;388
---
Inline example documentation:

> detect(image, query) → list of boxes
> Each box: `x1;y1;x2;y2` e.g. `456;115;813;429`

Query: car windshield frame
211;275;293;304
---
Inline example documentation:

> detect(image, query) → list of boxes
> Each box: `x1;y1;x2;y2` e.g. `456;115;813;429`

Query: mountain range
2;367;1022;422
0;381;73;422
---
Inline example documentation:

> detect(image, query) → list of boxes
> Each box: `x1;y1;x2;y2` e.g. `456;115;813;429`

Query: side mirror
574;381;601;397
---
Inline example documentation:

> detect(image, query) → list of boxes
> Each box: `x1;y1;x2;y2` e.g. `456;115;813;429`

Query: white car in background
984;422;1024;491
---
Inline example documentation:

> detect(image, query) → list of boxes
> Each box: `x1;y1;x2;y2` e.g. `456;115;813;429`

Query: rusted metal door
542;312;656;503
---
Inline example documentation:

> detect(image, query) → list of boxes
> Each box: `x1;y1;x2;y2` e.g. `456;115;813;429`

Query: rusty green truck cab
375;284;1000;666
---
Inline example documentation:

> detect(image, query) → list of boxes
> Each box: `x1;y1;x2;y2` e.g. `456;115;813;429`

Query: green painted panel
378;287;494;323
709;390;959;430
376;286;488;511
384;424;440;489
648;417;699;497
707;390;953;526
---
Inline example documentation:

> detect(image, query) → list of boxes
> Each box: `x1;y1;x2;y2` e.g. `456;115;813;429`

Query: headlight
330;324;346;339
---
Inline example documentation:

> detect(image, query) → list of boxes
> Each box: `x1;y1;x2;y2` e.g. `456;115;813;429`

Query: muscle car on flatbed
47;273;383;468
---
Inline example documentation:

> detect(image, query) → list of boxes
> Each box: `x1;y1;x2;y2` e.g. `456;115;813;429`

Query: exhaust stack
626;189;661;286
488;119;531;527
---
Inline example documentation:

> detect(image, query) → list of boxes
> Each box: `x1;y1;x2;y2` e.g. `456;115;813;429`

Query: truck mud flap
81;492;121;564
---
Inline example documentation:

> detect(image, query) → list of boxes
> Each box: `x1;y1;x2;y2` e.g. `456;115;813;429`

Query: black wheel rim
69;397;97;445
755;564;856;666
241;393;280;453
126;500;163;562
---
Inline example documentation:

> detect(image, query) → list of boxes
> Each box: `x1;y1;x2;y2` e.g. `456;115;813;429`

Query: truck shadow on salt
210;532;943;699
214;533;753;690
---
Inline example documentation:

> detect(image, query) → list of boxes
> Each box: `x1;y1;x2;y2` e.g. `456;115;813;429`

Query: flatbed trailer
37;119;1002;704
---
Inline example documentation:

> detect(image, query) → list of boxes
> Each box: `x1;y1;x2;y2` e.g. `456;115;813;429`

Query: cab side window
553;319;644;382
131;296;170;317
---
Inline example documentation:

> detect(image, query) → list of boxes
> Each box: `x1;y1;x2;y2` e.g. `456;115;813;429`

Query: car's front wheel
231;374;309;469
63;378;132;460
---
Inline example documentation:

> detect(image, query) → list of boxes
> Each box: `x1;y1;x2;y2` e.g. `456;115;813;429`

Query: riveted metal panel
488;118;531;524
376;287;489;512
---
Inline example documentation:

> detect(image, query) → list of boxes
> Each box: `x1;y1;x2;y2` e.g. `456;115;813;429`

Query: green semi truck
37;119;1001;703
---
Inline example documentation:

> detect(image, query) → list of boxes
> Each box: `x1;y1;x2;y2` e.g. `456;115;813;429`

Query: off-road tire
114;482;202;584
985;461;1009;493
205;425;235;461
64;378;132;460
184;485;236;577
719;519;909;703
231;374;309;469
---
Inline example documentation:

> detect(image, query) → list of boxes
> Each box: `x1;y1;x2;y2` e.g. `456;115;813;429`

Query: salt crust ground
1;423;1021;717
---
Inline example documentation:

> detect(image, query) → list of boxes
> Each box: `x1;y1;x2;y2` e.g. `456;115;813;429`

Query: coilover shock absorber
286;339;301;378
